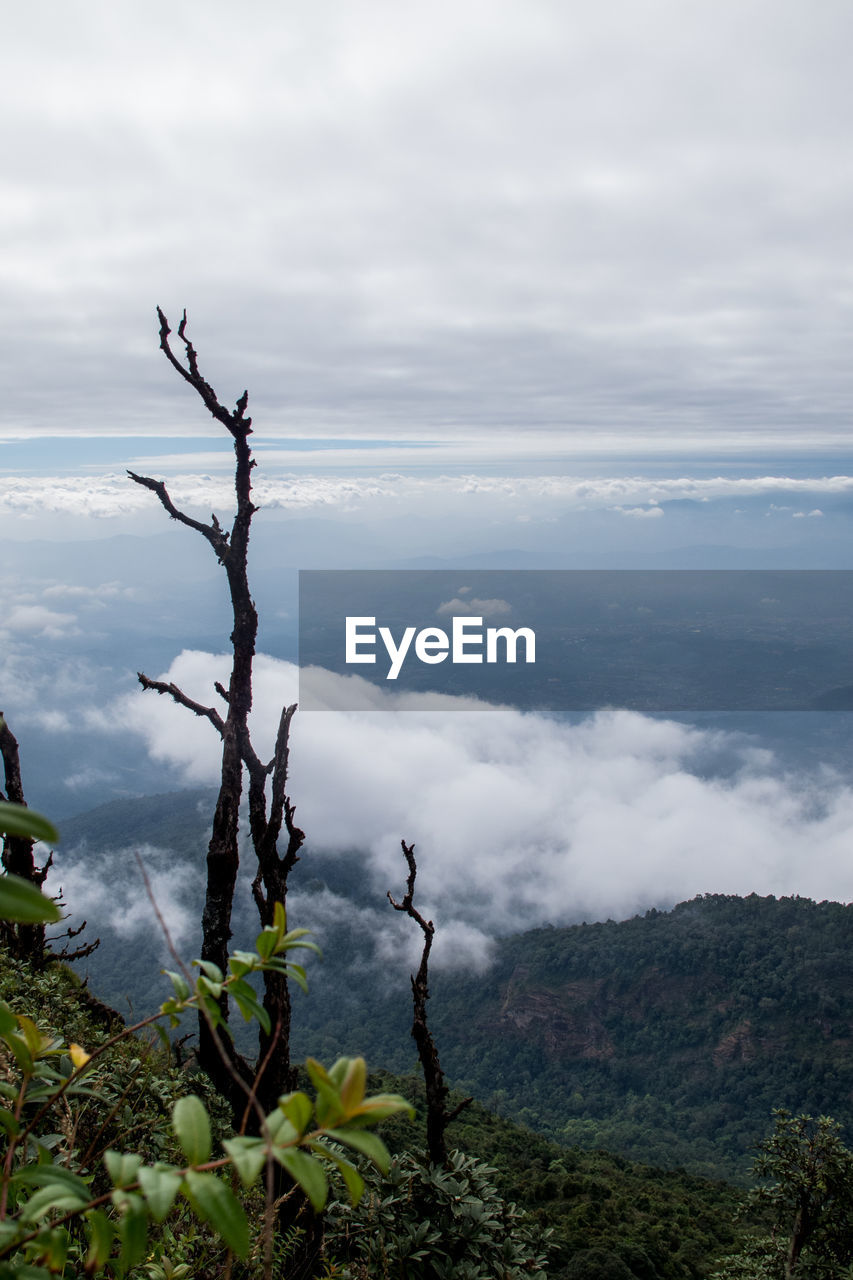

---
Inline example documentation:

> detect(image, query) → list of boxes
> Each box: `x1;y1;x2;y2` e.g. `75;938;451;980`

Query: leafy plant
325;1148;551;1279
0;799;413;1278
711;1110;853;1280
0;803;60;927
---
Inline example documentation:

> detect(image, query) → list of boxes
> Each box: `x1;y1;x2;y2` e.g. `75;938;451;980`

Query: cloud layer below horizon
1;469;850;525
79;649;853;968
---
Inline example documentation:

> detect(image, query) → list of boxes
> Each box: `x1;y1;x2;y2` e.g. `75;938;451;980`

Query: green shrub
325;1147;552;1278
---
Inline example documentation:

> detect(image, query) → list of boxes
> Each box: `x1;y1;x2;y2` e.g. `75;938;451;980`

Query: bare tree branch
389;841;472;1165
136;674;227;737
0;715;25;807
135;311;322;1272
126;470;231;563
136;313;304;1105
158;307;253;440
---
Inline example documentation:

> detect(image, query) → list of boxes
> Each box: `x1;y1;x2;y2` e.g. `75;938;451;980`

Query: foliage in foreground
326;1148;551;1279
0;797;413;1278
372;1074;750;1280
711;1110;853;1279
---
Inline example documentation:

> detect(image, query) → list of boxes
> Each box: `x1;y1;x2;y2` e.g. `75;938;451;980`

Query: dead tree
129;309;305;1117
0;713;51;962
0;713;97;966
388;840;471;1166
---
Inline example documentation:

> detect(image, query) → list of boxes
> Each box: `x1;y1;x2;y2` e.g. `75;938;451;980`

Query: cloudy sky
2;0;853;459
5;3;853;946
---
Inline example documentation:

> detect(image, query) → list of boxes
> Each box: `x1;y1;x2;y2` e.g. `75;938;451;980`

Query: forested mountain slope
421;894;853;1179
59;791;853;1181
1;945;751;1279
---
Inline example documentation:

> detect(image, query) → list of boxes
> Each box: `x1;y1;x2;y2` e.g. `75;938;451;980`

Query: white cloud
615;505;665;519
100;651;853;962
47;844;196;949
4;605;76;635
1;4;853;445
31;709;73;733
64;766;119;791
42;582;131;600
2;470;853;525
436;596;513;617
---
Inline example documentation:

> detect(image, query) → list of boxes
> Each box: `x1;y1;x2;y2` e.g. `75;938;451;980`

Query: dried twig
389;841;471;1165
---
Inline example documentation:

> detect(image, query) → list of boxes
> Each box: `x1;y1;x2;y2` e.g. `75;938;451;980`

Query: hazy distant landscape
5;4;853;1274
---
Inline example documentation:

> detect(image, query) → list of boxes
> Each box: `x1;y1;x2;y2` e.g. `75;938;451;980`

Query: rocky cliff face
500;970;615;1058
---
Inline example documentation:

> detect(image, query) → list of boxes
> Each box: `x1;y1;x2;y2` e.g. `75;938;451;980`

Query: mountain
422;894;853;1180
56;791;853;1182
0;941;752;1280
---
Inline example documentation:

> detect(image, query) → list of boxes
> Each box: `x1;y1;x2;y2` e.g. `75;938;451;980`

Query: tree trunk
0;714;49;963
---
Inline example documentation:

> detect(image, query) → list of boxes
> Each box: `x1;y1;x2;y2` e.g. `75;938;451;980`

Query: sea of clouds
60;648;853;971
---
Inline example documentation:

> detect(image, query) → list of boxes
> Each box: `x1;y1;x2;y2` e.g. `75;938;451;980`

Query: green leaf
105;1150;142;1188
278;1090;313;1136
12;1165;91;1199
183;1170;249;1258
153;1023;172;1054
0;1222;18;1248
230;984;271;1034
281;933;321;955
172;1095;211;1165
16;1015;48;1057
309;1139;365;1206
0;874;61;925
163;970;190;1002
282;925;314;943
193;959;224;984
228;950;258;976
84;1209;115;1269
0;1003;17;1037
304;1057;331;1089
265;1108;298;1146
5;1033;34;1074
227;976;255;1004
39;1226;68;1270
0;802;59;844
0;1109;18;1137
324;1127;392;1174
284;962;309;994
20;1183;89;1221
196;975;223;1000
348;1093;416;1125
117;1193;148;1271
255;927;277;961
305;1058;345;1127
338;1057;367;1113
159;998;181;1027
199;993;225;1030
274;1146;329;1212
138;1163;182;1222
223;1135;267;1187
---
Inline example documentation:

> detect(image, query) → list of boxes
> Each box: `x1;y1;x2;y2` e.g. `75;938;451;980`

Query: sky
4;3;853;957
2;0;853;458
